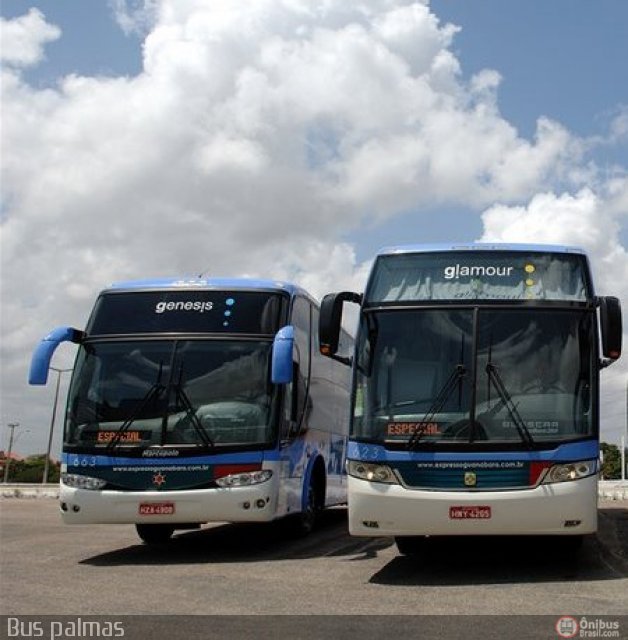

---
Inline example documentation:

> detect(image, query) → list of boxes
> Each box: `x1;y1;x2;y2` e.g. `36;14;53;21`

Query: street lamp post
623;377;627;482
3;423;20;483
42;367;72;484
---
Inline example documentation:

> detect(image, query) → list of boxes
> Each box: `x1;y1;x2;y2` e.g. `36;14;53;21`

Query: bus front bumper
347;475;598;536
59;481;278;525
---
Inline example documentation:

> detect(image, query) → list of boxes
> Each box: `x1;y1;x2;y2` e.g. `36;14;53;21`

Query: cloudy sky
1;0;627;456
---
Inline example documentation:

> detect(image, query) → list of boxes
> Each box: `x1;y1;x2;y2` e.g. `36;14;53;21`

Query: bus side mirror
28;326;84;385
599;296;622;365
271;325;294;384
319;291;361;361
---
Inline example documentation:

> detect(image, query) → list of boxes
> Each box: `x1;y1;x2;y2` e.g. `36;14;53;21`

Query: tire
395;536;427;556
135;524;175;544
298;483;317;535
289;479;322;537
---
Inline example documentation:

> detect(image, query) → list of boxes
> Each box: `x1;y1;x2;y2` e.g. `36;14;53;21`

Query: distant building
0;450;24;462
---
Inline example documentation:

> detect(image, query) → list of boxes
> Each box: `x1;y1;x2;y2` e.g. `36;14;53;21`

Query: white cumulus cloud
0;8;61;67
480;188;628;296
1;0;627;451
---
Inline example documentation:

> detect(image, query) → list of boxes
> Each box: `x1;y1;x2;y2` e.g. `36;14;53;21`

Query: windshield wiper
485;347;534;449
407;334;467;450
170;366;214;448
106;363;165;452
374;398;433;412
407;363;466;450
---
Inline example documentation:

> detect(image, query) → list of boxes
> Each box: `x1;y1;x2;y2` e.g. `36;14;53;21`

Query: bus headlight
347;460;398;484
61;473;107;490
542;460;597;484
215;469;273;487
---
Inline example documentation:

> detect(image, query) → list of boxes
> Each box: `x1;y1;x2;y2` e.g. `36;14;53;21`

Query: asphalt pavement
597;499;628;574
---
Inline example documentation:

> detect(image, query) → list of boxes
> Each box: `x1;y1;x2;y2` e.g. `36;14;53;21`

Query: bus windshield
65;339;275;450
353;308;595;446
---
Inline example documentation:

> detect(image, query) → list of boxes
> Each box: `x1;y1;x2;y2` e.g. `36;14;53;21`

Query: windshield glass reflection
353;309;594;446
65;340;274;449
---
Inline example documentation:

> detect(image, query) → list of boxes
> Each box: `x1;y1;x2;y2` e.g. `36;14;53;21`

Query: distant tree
600;442;621;480
8;455;60;483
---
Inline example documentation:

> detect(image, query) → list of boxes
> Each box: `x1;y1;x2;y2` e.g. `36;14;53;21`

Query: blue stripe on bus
61;450;281;467
347;439;598;463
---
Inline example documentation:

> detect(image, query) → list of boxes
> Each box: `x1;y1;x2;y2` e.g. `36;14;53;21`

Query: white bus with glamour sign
30;278;352;544
318;243;622;554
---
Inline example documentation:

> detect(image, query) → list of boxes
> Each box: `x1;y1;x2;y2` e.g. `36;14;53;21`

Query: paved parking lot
1;498;626;614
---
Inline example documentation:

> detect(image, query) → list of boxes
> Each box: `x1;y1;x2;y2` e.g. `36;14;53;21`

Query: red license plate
138;502;175;516
449;506;491;519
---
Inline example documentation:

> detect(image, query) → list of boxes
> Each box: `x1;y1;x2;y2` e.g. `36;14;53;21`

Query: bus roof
104;277;311;299
377;243;587;256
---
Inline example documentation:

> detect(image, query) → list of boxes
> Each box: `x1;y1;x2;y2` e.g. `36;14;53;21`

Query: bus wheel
395;536;426;556
135;524;175;544
292;480;321;537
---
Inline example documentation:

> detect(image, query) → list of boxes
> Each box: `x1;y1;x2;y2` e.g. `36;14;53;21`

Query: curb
598;480;628;502
0;484;60;498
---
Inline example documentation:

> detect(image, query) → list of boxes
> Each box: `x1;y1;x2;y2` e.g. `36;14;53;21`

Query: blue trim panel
61;450;283;491
62;450;282;467
393;461;532;489
271;325;294;384
347;440;598;463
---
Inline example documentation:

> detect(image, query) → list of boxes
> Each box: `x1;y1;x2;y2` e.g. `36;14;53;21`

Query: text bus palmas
30;278;352;544
318;243;622;555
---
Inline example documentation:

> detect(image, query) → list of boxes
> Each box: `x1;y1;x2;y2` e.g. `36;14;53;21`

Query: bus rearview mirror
271;325;294;385
319;291;361;358
599;296;622;363
28;326;84;385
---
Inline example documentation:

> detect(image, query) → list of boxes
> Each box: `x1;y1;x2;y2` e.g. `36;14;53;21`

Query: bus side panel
308;313;351;507
276;299;351;517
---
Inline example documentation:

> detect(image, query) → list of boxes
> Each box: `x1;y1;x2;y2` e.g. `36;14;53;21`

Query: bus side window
283;297;312;437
